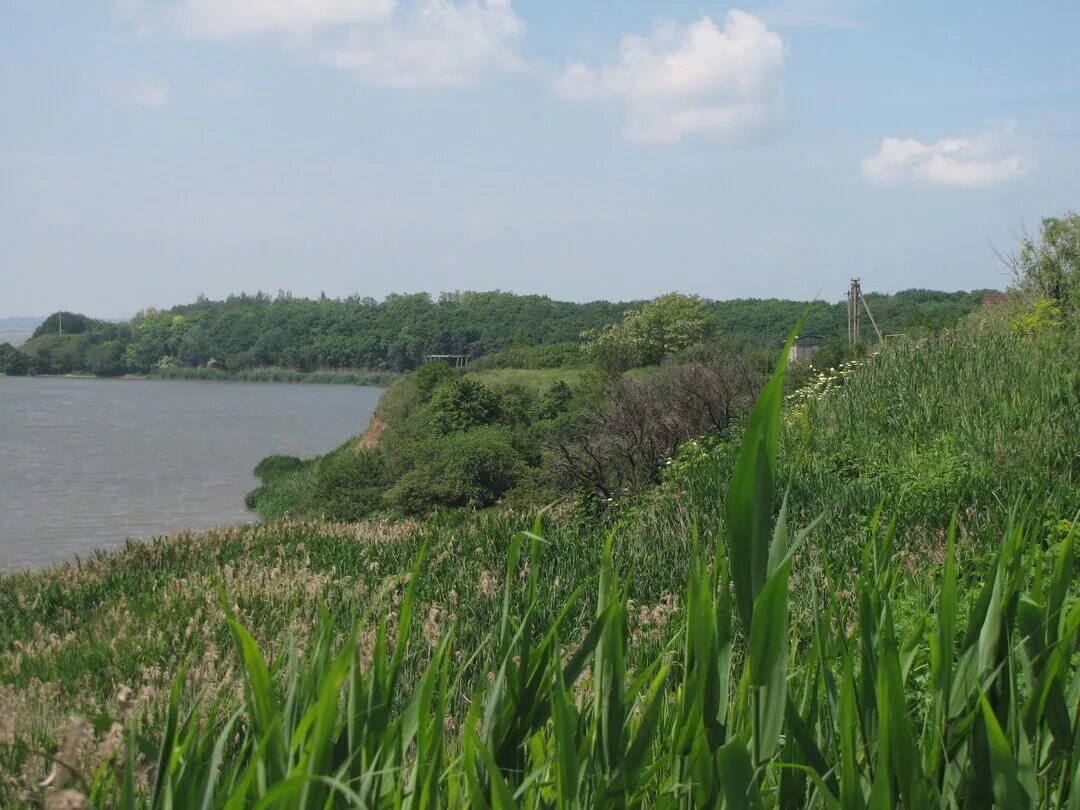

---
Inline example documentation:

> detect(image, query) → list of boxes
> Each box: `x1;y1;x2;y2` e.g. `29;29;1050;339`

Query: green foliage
637;322;1080;589
428;377;502;434
0;343;31;375
468;341;584;370
35;291;633;376
17;289;992;378
31;311;100;339
584;293;717;373
314;449;392;521
19;334;83;374
1012;212;1080;314
537;379;573;419
414;360;458;399
84;340;128;376
252;454;304;482
387;426;524;513
1010;297;1067;337
246;368;589;522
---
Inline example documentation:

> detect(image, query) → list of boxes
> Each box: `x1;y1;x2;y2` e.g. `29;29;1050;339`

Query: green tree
0;343;31;375
31;311;99;339
315;449;391;521
584;293;717;373
1009;212;1080;313
414;360;458;400
85;340;128;376
387;426;523;514
428;378;502;433
537;379;573;419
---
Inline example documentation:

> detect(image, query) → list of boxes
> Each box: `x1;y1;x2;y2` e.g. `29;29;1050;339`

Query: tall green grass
30;331;1080;807
627;325;1080;583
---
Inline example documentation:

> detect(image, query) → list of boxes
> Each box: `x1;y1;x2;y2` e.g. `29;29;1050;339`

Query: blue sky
2;0;1078;317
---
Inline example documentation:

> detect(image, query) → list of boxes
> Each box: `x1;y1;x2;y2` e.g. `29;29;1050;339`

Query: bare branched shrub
547;356;761;498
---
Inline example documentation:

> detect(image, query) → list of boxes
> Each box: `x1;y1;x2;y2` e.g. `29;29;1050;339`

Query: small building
787;335;822;363
982;293;1007;306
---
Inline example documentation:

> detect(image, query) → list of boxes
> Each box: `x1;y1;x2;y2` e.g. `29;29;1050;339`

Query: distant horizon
0;282;1003;324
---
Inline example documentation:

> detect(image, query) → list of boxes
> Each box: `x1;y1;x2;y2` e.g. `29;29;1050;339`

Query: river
0;376;382;570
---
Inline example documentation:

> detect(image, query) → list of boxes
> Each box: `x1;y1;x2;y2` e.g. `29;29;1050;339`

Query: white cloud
557;11;787;144
123;0;523;89
171;0;395;39
861;123;1035;187
111;78;172;107
327;0;524;88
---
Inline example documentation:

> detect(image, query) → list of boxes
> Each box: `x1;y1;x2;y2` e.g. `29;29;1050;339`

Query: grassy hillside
3;311;1079;805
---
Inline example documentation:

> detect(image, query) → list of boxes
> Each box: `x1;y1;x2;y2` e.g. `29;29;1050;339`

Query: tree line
6;287;992;376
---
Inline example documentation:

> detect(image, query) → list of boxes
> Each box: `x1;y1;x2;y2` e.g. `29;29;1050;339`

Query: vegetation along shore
2;213;1080;806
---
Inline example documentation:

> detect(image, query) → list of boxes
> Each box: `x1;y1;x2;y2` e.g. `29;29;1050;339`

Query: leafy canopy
583;293;717;374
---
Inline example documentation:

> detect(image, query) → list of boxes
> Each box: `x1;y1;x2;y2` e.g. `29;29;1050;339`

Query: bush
537;379;573;419
84;340;128;376
549;357;761;498
583;293;717;374
252;454;304;482
0;343;31;375
315;449;391;521
387;427;523;514
428;378;502;434
414;360;459;399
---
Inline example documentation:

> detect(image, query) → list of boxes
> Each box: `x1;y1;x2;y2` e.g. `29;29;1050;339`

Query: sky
1;1;1078;318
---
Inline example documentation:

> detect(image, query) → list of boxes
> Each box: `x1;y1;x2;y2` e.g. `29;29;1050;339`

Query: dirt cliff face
356;414;387;450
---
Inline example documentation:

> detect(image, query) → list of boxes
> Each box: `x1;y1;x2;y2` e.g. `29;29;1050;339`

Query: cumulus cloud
557;11;787;144
861;123;1035;187
327;0;524;88
171;0;395;39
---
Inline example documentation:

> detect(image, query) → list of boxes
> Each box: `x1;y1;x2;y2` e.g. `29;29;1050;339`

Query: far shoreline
14;369;397;386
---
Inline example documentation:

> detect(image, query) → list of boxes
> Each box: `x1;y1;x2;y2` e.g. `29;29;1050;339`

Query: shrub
414;360;458;400
387;426;523;514
583;293;717;374
549;357;761;498
537;379;573;419
314;449;391;521
0;343;31;375
428;378;502;434
252;454;304;482
84;340;128;376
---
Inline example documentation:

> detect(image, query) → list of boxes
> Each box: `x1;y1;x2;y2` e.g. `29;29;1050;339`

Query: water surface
0;377;381;570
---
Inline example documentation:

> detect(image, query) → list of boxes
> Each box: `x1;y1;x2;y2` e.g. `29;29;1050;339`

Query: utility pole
847;279;883;345
847;279;861;344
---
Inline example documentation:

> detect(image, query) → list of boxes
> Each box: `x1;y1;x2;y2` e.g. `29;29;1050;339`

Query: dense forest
4;287;991;376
